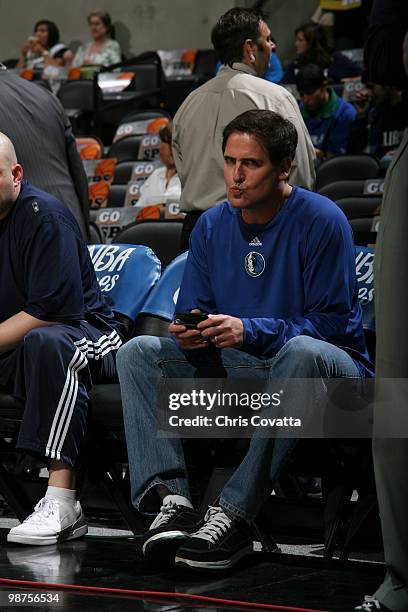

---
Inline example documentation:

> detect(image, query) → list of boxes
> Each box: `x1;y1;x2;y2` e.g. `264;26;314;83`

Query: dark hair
295;22;332;69
34;20;60;49
295;63;327;94
159;122;172;146
87;9;115;39
211;8;264;66
222;110;298;165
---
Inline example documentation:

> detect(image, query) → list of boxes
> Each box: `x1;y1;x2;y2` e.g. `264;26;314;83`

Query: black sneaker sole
142;530;190;560
174;544;254;570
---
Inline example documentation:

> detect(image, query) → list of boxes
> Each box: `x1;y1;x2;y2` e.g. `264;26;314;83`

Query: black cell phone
174;311;208;329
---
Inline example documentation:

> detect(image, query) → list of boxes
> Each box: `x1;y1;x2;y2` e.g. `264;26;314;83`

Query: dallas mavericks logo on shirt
245;251;265;277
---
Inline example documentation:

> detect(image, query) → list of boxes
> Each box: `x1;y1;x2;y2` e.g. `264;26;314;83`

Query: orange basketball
68;67;81;80
181;49;197;65
117;71;134;80
136;204;163;220
147;117;169;134
95;158;117;182
20;69;34;81
79;144;102;160
89;181;110;209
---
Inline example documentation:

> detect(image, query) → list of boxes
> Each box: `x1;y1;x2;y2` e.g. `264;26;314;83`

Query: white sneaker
7;497;88;546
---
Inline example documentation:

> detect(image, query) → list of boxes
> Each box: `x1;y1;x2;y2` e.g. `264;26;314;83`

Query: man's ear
278;158;292;181
12;163;23;187
243;38;256;63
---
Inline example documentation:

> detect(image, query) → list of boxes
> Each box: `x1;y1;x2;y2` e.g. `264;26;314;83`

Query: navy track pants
0;322;122;467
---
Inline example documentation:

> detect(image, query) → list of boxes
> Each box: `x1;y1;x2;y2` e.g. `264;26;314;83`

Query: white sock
45;486;76;505
163;494;193;509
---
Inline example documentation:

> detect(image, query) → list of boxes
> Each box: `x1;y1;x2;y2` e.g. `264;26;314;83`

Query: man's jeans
117;335;360;521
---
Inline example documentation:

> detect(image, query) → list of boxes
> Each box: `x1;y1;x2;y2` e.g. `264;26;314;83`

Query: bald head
0;132;23;220
0;132;18;167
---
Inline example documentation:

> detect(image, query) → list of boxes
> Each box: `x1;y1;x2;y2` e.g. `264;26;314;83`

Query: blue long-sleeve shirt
176;187;373;377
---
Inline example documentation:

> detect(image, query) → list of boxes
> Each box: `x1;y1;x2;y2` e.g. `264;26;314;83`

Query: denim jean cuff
135;477;191;516
219;497;253;522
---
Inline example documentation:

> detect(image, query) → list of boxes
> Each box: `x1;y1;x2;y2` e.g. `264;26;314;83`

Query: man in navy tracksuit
117;109;373;570
0;133;124;545
296;63;357;160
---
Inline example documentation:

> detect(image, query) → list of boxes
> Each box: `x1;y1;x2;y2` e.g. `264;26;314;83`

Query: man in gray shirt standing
173;8;316;251
0;66;89;238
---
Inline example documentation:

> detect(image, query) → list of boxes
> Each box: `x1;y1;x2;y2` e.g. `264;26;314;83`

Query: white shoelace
149;499;179;530
25;498;59;525
356;596;382;611
190;506;232;543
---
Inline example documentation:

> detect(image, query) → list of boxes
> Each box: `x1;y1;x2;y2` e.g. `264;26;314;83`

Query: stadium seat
119;109;171;126
194;49;217;77
336;196;382;220
89;221;104;244
316;155;380;191
319;178;385;200
112;161;136;185
107;184;127;207
318;180;366;200
349;218;378;246
115;219;183;268
58;80;104;135
107;135;146;163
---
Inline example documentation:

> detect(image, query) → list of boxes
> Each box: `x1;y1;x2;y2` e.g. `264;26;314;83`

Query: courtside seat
134;251;188;336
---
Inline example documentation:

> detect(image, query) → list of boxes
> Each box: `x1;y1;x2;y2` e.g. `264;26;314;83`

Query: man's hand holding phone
169;310;244;350
169;309;210;350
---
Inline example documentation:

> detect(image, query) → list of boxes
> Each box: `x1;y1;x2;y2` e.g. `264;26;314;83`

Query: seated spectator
16;20;72;73
296;64;357;159
349;81;407;159
0;132;124;546
282;21;361;84
116;109;373;570
137;122;181;209
72;10;121;68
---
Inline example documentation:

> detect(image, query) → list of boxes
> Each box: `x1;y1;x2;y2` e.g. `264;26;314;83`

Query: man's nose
233;163;244;182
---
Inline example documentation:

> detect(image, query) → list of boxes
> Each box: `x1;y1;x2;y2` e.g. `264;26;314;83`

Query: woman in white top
137;122;182;208
17;20;72;71
72;10;121;67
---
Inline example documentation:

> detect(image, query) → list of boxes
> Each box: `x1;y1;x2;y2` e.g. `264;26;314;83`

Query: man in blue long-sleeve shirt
117;109;373;570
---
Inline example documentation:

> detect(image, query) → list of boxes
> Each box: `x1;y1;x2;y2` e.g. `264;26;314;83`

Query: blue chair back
355;246;375;332
139;251;188;320
88;244;161;322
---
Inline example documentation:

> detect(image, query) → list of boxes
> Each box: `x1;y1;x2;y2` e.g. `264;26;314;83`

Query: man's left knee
281;335;324;360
